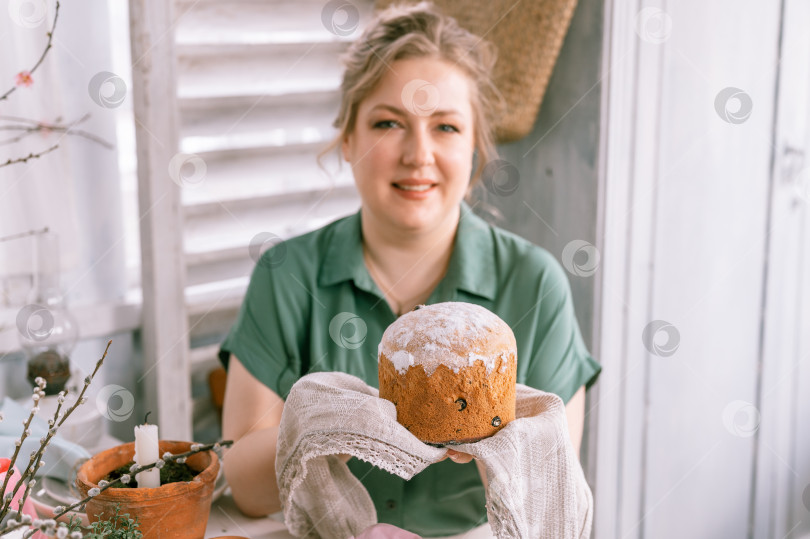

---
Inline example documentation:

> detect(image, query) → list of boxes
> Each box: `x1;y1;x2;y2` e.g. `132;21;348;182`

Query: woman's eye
373;120;399;129
438;124;460;133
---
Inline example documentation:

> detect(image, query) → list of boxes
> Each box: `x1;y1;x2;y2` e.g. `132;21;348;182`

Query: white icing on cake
390;350;415;372
499;351;510;373
378;302;516;376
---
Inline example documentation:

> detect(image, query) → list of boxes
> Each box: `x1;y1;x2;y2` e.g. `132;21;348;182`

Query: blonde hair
323;2;503;187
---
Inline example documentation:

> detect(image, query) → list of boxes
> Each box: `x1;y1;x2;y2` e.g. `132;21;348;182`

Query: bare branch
0;145;59;169
0;114;114;149
0;2;61;102
0;227;49;244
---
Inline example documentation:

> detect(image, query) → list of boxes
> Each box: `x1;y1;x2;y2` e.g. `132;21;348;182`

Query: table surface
204;498;496;539
205;496;293;539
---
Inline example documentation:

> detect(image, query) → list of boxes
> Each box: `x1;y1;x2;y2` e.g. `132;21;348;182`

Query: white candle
134;423;160;488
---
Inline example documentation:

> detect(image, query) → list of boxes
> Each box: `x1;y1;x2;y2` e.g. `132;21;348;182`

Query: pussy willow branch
0;2;61;102
0;401;38;517
2;441;235;536
54;439;235;521
12;341;112;515
0;440;233;536
0;340;111;524
11;398;66;518
0;381;65;521
0;336;232;538
57;340;110;430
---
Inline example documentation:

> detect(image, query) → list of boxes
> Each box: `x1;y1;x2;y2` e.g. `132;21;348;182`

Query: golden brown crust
379;351;516;444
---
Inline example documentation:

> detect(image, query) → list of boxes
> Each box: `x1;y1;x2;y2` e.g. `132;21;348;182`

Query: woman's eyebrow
369;103;463;117
369;104;406;115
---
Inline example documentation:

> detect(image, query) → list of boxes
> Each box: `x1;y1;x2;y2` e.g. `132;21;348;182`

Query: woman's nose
401;127;435;168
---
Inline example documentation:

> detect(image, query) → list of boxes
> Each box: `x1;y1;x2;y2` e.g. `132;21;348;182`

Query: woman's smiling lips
392;179;437;199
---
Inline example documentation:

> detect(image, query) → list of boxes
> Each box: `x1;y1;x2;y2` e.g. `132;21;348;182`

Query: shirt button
385;499;397;510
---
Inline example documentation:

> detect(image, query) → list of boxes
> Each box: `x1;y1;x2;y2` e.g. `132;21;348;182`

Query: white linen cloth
276;372;593;539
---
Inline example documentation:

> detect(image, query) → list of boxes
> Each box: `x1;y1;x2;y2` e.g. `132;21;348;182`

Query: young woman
220;4;600;537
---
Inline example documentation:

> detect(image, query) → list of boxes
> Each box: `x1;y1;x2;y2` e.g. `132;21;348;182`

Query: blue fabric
0;397;90;483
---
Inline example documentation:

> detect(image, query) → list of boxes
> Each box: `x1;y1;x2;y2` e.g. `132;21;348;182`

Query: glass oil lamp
17;232;78;395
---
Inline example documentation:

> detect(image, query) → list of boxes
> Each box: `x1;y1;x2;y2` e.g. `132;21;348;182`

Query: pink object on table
1;458;44;538
353;523;423;539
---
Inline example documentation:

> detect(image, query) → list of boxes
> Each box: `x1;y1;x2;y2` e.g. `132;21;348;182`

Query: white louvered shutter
133;0;372;438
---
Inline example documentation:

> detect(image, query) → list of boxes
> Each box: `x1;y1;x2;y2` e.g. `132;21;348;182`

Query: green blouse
220;203;601;537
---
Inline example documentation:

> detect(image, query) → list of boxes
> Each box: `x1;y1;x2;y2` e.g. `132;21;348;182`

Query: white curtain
0;0;128;394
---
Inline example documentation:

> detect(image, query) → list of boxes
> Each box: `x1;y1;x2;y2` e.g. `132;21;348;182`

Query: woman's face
342;57;476;235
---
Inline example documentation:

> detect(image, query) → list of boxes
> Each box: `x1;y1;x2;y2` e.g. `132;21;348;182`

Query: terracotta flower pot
75;440;219;539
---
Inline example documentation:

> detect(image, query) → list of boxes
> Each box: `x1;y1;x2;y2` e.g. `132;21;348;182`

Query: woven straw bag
375;0;578;143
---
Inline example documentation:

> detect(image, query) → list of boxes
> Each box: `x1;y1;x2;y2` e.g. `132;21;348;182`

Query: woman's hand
441;449;474;464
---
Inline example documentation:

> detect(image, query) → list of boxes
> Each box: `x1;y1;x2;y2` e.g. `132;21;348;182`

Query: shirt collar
318;202;496;301
318;209;370;289
449;201;497;300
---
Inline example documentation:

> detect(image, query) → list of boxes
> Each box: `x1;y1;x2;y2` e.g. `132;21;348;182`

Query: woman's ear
341;135;352;163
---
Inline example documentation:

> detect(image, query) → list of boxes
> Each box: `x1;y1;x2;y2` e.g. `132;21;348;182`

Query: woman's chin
386;205;456;234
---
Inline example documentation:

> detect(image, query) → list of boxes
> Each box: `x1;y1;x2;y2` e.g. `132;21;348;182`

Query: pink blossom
15;71;33;87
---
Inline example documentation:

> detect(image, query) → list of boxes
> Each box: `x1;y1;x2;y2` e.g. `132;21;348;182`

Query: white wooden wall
487;0;810;536
589;0;810;538
485;0;605;480
753;0;810;536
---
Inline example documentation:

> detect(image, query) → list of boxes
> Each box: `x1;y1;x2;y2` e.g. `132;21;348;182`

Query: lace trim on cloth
276;372;593;539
